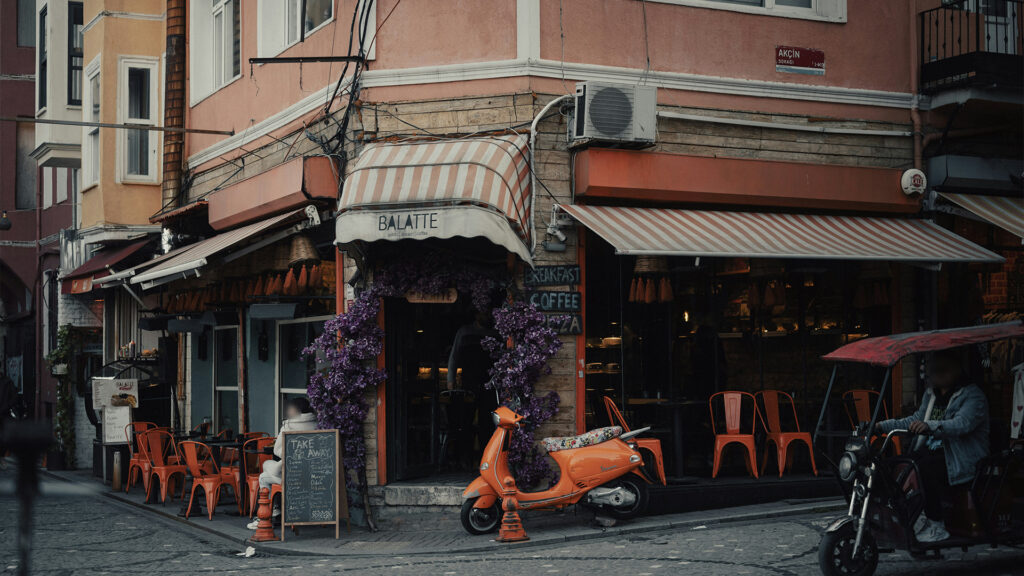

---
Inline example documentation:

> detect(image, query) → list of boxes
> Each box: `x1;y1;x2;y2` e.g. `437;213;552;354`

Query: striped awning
939;192;1024;241
121;210;306;290
558;204;1003;263
335;135;532;262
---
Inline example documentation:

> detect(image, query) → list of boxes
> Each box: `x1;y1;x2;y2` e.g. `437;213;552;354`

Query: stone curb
42;469;844;558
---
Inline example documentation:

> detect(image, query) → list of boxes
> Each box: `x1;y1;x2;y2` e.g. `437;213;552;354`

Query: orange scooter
461;405;653;535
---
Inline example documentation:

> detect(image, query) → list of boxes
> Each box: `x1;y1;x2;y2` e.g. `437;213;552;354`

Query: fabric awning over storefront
823;321;1024;367
334;135;533;262
558;204;1003;263
938;192;1024;241
61;238;153;294
113;210;306;290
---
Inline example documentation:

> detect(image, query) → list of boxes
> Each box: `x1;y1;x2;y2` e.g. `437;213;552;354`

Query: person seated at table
247;397;317;529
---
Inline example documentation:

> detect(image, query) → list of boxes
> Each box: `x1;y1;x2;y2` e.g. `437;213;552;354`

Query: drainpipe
910;0;923;172
529;94;572;254
161;0;186;213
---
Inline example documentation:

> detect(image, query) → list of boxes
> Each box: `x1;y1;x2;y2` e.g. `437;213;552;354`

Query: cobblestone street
2;471;1022;575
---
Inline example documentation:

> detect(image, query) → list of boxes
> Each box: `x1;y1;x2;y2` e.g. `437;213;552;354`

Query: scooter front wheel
461;498;502;535
817;523;878;576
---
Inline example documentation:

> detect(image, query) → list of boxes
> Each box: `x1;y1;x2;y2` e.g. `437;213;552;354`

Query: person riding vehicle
874;351;990;543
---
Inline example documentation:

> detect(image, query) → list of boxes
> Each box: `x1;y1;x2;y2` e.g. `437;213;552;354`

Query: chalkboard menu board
281;429;349;539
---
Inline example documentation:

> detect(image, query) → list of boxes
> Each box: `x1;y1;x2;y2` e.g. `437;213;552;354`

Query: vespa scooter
461;405;653;535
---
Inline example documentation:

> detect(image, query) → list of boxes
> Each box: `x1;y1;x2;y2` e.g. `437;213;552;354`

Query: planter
50;363;68;376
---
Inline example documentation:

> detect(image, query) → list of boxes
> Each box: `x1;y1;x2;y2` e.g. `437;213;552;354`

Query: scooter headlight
491;411;500;427
838;451;858;482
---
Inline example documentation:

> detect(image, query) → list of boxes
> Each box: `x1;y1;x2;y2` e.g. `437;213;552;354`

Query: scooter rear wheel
605;476;649;520
461;498;502;535
817;522;879;576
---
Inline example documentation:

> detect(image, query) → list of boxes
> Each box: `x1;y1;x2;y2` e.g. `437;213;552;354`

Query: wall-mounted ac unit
569;81;657;147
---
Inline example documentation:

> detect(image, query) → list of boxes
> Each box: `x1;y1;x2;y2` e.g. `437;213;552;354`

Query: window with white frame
189;0;240;105
83;60;100;187
257;0;335;58
212;0;241;89
55;168;68;204
642;0;845;22
118;57;159;183
68;2;83;105
276;316;330;429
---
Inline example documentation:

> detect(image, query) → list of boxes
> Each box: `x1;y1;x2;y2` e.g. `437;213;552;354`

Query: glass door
213;326;239;435
386;298;480;481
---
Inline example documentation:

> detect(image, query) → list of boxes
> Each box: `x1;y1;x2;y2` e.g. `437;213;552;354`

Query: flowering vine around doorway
304;254;565;506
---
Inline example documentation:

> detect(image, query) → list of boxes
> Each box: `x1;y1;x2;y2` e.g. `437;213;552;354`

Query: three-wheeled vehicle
812;321;1024;576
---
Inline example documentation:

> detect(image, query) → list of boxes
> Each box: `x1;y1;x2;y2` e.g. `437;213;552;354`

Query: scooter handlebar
620;426;651;441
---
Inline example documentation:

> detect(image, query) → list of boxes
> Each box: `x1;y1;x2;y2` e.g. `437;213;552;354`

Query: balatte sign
376;210;440;238
525;265;581;287
775;45;825;75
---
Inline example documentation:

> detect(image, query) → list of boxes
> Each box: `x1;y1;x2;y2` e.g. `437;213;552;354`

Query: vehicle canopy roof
822;321;1024;367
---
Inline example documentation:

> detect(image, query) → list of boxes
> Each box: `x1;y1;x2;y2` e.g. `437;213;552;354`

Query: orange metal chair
243;436;276;517
709;391;761;479
145;430;187;504
179;441;235;520
602;396;666;484
755;390;818;477
843;390;901;455
125;422;156;493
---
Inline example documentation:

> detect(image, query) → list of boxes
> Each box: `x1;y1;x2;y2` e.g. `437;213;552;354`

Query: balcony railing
920;0;1023;94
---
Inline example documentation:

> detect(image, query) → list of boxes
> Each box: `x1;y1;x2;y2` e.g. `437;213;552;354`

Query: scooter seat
543;426;622;453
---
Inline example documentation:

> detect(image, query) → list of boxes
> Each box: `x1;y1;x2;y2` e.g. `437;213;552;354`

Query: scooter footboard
463;476;499;508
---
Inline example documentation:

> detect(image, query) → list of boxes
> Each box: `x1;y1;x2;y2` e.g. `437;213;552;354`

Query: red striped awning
60;238;153;294
336;135;532;262
939;192;1024;241
558;204;1002;263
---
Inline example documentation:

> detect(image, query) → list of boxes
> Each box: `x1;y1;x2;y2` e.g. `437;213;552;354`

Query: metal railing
920;0;1023;93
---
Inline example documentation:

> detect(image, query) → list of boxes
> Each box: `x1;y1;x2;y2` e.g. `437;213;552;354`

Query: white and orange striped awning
939;192;1024;241
335;135;532;262
558;204;1003;263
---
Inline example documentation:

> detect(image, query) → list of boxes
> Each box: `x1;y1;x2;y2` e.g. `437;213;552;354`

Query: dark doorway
385;297;494;481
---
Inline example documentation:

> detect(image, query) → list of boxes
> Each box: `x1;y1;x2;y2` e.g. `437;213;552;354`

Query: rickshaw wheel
818;523;878;576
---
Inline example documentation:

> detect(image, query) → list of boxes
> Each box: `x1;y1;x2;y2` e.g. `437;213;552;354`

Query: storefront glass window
584;235;894;479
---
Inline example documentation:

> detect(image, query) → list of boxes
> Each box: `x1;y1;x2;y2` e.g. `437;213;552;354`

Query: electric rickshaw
812;321;1024;576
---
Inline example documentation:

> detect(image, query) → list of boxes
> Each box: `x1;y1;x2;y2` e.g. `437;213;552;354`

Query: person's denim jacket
877;384;990;486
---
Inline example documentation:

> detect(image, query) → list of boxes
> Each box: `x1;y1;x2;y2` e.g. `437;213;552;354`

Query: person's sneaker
916;518;950;543
271;506;280;518
912;513;928;535
246;519;260;530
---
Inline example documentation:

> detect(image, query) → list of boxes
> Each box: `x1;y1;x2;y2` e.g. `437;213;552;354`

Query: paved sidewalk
44;469;844;557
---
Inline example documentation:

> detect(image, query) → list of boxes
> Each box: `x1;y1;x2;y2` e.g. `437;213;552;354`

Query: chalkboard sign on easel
281;429;349;540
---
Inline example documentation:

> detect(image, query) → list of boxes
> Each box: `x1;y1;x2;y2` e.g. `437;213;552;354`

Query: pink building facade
141;0;1020;512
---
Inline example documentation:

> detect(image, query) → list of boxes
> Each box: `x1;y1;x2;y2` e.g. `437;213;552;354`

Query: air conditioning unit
569;81;657;146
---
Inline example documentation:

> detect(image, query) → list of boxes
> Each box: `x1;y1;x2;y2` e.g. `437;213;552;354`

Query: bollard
495;476;529;543
250;488;277;542
111;451;122;492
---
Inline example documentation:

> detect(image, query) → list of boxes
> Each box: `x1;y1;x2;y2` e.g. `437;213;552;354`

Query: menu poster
92;378;139;410
102;406;133;444
92;377;113;411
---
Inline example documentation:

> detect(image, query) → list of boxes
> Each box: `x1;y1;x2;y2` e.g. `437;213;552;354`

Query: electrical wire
640;0;651;85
